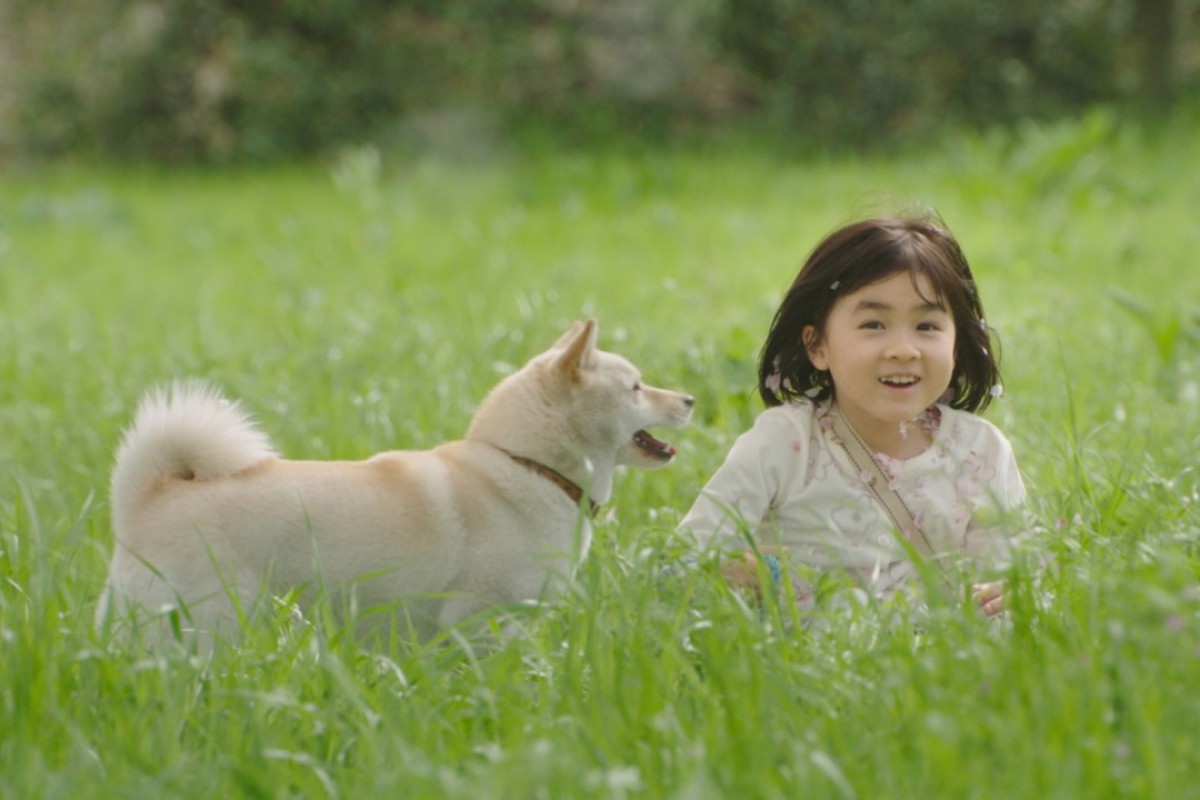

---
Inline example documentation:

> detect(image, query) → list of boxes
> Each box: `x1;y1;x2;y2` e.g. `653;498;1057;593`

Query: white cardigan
678;399;1026;599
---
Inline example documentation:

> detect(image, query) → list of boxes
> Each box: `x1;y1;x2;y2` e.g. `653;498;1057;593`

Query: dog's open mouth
634;430;676;461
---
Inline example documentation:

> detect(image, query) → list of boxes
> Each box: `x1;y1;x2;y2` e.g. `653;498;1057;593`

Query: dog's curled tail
111;381;276;515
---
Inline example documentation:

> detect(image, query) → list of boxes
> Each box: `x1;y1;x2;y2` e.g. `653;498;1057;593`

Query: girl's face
804;271;956;453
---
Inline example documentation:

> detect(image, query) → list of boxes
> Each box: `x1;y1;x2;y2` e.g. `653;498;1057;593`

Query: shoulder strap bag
828;403;953;594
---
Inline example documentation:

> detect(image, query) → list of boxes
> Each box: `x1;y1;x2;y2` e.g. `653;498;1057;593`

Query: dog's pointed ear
551;320;585;351
553;318;598;381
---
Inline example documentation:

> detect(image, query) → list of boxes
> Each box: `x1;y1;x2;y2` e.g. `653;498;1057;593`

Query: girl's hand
719;546;788;603
972;581;1005;617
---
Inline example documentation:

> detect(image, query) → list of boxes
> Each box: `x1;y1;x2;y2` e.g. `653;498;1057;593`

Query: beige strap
828;403;951;590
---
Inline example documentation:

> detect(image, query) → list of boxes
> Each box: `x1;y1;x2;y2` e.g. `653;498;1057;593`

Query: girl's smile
804;271;956;458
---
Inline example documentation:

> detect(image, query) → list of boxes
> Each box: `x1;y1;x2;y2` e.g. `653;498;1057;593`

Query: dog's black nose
683;396;695;408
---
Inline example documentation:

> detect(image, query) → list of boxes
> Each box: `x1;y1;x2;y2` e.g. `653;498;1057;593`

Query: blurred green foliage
719;0;1145;144
2;0;542;161
1;0;1196;162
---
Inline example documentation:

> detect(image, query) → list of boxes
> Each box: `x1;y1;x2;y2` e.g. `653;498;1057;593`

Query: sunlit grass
1;114;1199;797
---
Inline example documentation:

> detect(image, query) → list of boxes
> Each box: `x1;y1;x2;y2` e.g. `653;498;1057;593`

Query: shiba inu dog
97;319;693;645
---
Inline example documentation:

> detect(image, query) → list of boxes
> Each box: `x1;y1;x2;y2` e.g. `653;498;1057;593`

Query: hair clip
830;280;841;290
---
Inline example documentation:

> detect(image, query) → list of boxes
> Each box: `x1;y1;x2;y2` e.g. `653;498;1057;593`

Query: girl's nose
884;332;921;359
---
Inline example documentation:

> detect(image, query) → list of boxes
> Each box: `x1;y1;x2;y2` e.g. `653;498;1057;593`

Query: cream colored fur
96;320;693;645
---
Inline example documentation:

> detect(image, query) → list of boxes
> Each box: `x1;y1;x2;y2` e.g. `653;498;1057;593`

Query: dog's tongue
634;430;676;459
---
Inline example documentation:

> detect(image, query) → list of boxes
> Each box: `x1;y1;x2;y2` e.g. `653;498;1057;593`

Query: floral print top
678;398;1026;599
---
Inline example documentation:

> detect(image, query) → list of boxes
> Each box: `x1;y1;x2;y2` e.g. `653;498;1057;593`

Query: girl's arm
676;410;792;550
962;431;1028;561
965;428;1029;616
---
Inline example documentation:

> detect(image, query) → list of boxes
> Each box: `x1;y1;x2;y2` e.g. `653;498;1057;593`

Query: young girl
678;214;1025;616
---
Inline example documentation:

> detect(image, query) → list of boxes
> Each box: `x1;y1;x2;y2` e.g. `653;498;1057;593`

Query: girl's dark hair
758;214;1001;413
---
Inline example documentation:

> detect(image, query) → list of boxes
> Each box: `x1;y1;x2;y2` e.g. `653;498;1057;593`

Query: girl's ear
803;325;828;370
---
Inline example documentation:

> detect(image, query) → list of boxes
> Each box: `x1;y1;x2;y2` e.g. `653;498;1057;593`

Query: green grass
3;111;1200;798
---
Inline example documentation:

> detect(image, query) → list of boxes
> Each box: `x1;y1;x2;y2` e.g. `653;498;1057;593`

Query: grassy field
2;110;1200;798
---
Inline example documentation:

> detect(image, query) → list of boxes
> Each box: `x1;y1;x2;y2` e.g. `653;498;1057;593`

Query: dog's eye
632;381;641;391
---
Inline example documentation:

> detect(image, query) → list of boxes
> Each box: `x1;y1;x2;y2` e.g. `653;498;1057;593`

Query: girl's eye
917;322;942;332
861;321;884;330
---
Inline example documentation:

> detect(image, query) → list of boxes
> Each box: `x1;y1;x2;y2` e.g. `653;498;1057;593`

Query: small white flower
989;384;1004;398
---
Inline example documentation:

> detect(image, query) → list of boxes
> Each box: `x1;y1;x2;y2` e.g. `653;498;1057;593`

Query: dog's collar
499;449;599;517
